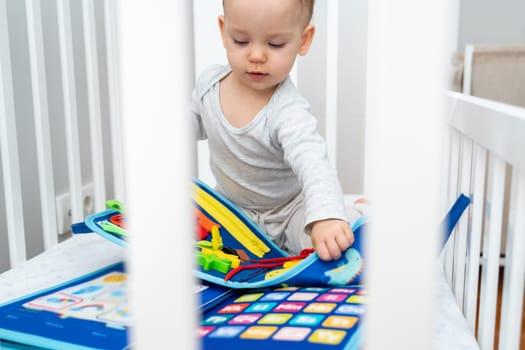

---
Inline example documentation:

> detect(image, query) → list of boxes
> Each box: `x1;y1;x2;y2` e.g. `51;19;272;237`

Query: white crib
1;1;523;349
441;91;525;350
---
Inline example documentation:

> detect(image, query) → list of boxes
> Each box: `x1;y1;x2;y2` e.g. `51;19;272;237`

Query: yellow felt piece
194;184;270;258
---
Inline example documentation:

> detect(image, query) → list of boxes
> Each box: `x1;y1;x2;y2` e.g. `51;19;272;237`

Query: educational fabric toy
78;178;369;290
0;262;129;350
191;179;368;289
0;179;470;350
191;178;369;349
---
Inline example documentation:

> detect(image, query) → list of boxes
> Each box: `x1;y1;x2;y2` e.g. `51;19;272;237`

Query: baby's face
220;0;313;94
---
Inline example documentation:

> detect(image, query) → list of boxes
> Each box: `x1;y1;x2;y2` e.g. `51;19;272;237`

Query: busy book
0;179;469;349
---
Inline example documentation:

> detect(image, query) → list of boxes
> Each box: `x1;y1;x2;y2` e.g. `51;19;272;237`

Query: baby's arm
310;219;354;261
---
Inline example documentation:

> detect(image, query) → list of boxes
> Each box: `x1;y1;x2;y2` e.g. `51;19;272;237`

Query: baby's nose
248;45;267;63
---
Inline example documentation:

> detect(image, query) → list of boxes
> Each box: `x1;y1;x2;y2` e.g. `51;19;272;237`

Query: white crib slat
82;0;106;212
104;0;126;202
121;1;196;348
26;0;58;249
364;0;449;347
448;129;461;203
498;171;525;350
453;136;473;310
57;0;84;223
478;154;506;350
324;0;338;166
463;142;487;330
444;129;460;284
0;0;28;266
439;123;452;215
439;126;452;269
462;44;474;95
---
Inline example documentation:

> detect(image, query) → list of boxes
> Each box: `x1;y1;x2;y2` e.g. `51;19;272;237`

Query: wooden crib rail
443;91;525;350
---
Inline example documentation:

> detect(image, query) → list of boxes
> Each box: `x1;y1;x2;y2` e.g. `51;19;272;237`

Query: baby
192;0;356;261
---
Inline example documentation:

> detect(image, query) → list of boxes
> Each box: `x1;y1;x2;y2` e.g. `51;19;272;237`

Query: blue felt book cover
0;262;129;350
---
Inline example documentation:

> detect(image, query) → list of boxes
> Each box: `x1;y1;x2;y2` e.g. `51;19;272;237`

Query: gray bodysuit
192;65;354;254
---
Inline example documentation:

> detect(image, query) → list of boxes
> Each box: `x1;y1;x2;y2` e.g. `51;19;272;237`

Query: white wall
458;0;525;51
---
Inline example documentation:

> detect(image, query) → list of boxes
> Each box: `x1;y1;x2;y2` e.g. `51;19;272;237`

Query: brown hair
223;0;315;25
302;0;315;24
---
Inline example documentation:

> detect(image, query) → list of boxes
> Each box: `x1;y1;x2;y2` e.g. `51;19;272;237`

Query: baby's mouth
247;72;269;81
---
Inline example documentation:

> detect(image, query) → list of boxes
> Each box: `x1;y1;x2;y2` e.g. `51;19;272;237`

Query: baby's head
219;0;316;93
223;0;315;28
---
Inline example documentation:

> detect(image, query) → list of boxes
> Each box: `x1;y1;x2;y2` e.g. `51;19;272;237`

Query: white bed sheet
0;234;124;305
0;234;479;349
433;263;480;349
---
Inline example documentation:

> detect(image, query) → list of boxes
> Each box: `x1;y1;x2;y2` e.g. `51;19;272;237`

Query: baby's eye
269;42;286;48
233;38;248;46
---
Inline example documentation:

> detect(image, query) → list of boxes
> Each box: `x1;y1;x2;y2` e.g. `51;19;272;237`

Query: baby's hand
310;219;354;261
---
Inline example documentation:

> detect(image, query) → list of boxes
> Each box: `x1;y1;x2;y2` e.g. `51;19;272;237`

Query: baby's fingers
345;228;355;246
335;233;352;252
314;241;331;261
326;238;343;260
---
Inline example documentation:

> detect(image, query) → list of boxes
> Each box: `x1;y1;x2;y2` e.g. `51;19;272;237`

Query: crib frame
442;91;525;350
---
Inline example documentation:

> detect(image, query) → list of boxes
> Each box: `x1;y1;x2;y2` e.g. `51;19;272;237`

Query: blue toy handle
440;193;471;250
71;222;92;234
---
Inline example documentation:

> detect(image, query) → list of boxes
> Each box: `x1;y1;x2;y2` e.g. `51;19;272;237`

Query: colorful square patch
240;326;278;339
273;326;311;341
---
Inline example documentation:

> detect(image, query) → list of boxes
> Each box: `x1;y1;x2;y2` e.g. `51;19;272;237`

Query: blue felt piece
440;193;471;250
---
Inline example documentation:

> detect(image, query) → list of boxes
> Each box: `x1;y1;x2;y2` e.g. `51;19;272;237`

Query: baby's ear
218;15;227;47
299;24;315;56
